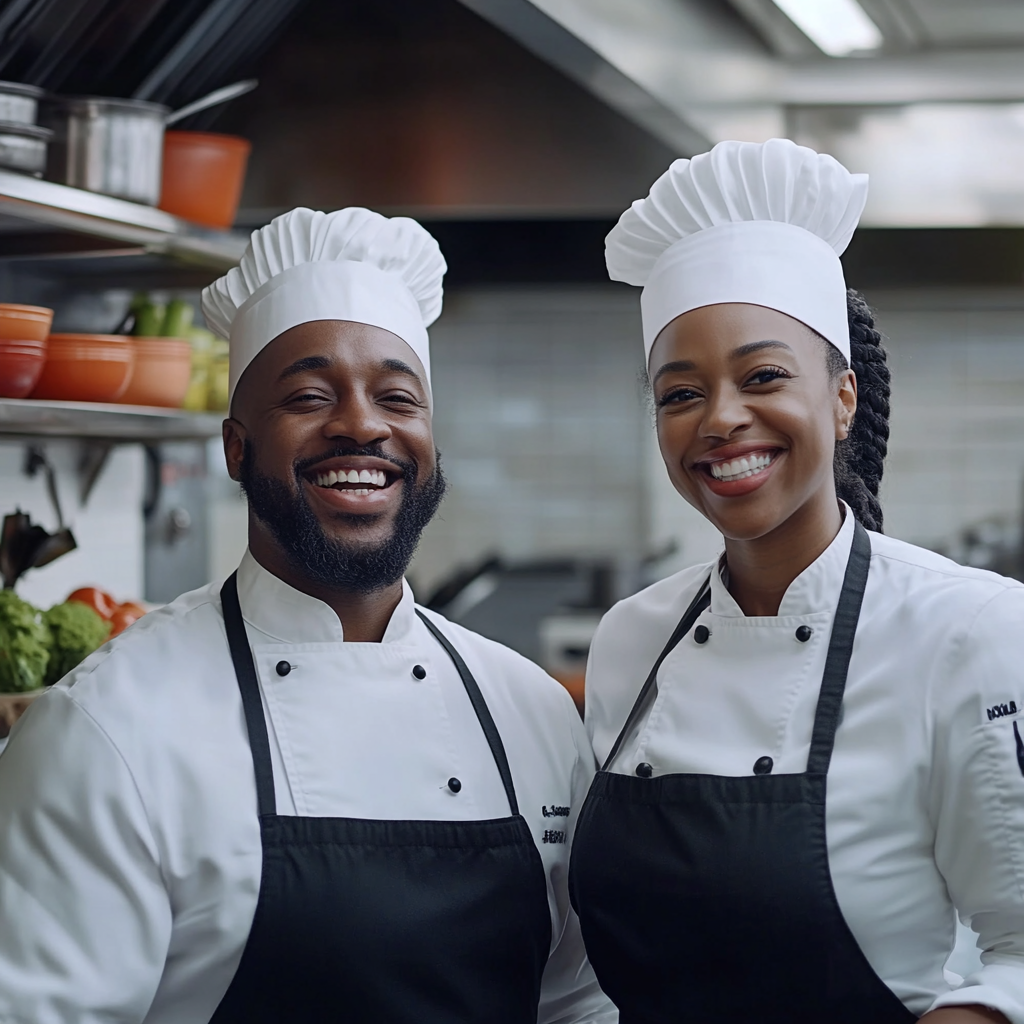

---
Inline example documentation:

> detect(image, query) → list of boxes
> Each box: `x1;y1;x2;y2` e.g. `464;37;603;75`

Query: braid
824;289;890;532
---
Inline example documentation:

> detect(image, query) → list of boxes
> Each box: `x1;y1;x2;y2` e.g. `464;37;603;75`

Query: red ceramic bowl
0;337;46;397
30;333;134;403
119;337;191;407
0;303;52;342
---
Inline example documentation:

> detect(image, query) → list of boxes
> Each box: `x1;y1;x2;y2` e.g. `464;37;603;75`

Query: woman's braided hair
822;289;890;532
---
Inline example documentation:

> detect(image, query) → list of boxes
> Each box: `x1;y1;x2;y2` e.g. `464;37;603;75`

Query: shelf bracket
77;439;115;507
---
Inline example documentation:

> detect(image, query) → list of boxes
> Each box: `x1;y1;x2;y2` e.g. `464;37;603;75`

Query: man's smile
301;456;405;512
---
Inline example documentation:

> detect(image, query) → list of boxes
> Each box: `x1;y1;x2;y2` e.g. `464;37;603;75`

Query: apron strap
221;572;277;817
416;609;521;818
601;578;712;772
805;520;872;776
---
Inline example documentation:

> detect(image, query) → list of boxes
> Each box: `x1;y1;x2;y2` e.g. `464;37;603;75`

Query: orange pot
0;303;53;342
30;333;134;403
119;337;191;407
0;337;46;397
159;131;251;229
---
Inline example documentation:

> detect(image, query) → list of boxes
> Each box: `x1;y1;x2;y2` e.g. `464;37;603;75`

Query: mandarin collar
235;549;418;644
710;503;856;619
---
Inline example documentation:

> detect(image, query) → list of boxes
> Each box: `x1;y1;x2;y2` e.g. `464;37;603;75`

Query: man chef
0;207;615;1024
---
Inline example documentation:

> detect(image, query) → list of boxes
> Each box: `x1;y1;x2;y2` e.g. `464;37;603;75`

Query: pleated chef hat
606;138;868;364
202;207;446;403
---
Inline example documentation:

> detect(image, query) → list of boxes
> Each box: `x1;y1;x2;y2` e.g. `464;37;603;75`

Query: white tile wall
869;289;1024;551
411;286;651;595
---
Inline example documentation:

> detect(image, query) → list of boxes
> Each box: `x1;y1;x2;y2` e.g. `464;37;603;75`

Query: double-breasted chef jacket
582;508;1024;1022
0;551;615;1024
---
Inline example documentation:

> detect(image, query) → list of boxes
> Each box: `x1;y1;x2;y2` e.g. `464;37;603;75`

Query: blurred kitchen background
4;0;1024;704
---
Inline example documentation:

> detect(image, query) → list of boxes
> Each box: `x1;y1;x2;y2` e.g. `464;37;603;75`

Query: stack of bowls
0;82;52;177
0;304;54;398
30;334;134;403
119;337;192;407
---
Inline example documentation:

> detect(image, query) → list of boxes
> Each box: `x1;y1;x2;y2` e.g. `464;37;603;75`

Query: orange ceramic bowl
0;337;46;397
0;303;52;342
30;333;134;403
119;337;191;407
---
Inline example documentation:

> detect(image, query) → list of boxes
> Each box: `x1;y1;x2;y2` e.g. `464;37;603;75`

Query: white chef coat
586;508;1024;1023
0;551;615;1024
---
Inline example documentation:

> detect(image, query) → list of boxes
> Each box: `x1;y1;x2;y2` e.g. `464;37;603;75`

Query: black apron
210;573;552;1024
569;522;917;1023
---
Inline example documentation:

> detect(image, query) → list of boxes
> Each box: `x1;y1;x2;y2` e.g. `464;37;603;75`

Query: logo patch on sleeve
987;700;1019;721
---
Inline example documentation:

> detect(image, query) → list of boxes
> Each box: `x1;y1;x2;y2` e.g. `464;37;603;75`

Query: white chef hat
202;207;446;402
606;138;868;364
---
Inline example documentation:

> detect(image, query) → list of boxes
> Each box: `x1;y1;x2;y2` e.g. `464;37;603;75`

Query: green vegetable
42;601;109;686
0;590;48;693
133;299;165;338
161;298;195;339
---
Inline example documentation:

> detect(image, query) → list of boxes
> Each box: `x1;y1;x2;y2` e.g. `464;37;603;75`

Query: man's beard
238;440;447;594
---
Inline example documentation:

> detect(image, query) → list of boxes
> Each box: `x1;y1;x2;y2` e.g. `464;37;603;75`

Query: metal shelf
0;171;247;272
0;398;224;441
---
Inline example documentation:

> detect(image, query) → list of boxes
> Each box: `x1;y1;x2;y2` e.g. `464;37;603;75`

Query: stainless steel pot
0;82;43;125
41;97;169;205
0;121;52;176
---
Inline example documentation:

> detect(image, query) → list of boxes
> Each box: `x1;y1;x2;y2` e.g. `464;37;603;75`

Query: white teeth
709;452;774;481
313;467;389;489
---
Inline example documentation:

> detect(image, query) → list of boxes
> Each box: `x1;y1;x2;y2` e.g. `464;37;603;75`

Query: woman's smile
692;444;786;497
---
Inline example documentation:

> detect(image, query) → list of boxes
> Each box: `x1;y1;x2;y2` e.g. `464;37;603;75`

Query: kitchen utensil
0;338;46;397
41;96;169;204
119;337;191;407
30;333;134;403
23;446;77;568
165;79;257;126
0;303;53;341
159;130;250;227
41;81;257;207
0;120;51;176
0;82;43;125
0;496;76;590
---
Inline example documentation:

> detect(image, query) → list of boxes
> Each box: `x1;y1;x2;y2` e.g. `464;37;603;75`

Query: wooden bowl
0;689;43;738
119;337;192;407
0;337;46;397
30;333;134;403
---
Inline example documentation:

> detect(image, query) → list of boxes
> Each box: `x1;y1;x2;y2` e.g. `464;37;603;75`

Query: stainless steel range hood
458;0;1024;227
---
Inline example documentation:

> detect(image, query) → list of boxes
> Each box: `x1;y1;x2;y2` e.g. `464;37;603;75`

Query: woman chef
569;139;1024;1023
0;208;615;1024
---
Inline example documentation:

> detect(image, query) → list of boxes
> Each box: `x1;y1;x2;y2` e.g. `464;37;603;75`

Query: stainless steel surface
0;398;224;441
0;121;51;176
42;97;169;206
463;0;1024;225
458;0;714;155
165;79;258;127
0;81;42;125
0;169;247;270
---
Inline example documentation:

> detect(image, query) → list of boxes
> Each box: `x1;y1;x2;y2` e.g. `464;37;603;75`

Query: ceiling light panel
770;0;884;55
